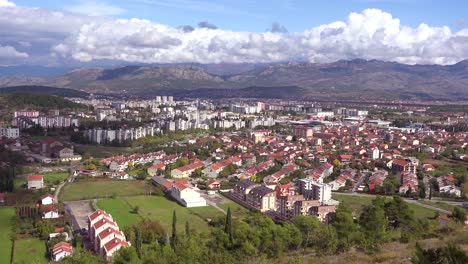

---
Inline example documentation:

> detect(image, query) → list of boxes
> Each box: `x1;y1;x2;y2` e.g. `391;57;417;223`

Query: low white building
40;194;55;205
50;242;73;262
42;206;60;219
0;127;19;139
170;183;207;207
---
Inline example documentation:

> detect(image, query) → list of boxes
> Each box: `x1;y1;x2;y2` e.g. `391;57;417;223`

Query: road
334;192;452;214
352;171;368;192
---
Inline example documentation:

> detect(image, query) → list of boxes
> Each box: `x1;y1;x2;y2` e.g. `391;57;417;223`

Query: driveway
65;200;95;231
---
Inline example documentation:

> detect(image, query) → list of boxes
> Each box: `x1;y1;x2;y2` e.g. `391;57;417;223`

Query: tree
135;228;142;258
385;196;414;228
171;210;177;246
224;207;233;244
132;206;140;214
332;204;360;250
293;215;321;247
87;163;96;170
451;207;466;224
114;247;140;264
411;243;468;264
359;200;388;244
333;159;341;167
36;220;54;239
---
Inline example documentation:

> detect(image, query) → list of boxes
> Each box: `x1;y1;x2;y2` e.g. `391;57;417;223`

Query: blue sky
1;0;467;66
14;0;468;32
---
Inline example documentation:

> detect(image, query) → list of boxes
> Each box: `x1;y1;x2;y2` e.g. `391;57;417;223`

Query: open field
218;202;250;217
43;172;69;185
332;194;439;219
97;196;214;233
60;179;153;201
13;238;47;264
0;207;15;264
418;200;458;212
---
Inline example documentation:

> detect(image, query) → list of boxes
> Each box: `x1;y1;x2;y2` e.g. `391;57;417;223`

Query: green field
418;200;458;212
0;207;15;264
43;172;69;185
332;194;438;219
97;196;214;233
13;238;47;264
218;202;250;217
60;179;153;201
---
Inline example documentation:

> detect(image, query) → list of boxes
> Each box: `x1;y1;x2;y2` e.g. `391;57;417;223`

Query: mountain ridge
0;59;467;100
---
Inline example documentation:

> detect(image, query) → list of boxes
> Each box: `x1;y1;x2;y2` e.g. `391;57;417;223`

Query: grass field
43;172;69;185
13;238;47;264
60;179;153;201
332;194;438;219
418;200;458;212
97;196;214;233
218;202;250;217
0;207;15;264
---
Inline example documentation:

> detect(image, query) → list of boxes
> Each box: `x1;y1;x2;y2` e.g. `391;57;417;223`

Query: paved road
334;192;452;214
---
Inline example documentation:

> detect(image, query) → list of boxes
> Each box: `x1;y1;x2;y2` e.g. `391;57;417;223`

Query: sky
1;0;467;66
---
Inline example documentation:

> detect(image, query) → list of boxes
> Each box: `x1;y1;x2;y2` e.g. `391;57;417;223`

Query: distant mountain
0;66;76;78
0;85;88;98
0;59;467;100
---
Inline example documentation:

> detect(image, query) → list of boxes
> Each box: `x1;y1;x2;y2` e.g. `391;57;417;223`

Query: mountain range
0;59;467;100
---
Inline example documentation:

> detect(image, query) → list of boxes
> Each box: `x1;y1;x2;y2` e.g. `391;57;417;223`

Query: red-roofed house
171;161;204;178
42;205;60;219
50;242;73;261
40;194;55;205
28;175;44;189
96;227;126;253
147;163;166;176
103;238;130;258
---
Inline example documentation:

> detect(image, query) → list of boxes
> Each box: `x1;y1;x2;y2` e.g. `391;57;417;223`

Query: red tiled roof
88;210;112;222
28;175;43;181
104;238;129;252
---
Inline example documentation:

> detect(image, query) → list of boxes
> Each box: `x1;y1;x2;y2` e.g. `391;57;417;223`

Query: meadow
0;207;15;264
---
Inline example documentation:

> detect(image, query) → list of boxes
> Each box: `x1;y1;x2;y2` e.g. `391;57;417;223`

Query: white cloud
0;45;28;58
0;0;15;7
65;0;125;16
0;3;467;65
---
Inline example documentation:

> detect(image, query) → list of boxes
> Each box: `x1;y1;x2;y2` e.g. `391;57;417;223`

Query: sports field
60;179;153;201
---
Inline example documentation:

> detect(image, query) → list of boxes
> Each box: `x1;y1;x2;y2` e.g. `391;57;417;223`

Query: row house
330;169;356;191
368;170;388;192
263;164;297;184
399;172;418;194
87;210;130;258
171;161;204;178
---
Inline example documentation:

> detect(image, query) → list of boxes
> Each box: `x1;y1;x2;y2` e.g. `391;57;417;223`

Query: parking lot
65;200;94;231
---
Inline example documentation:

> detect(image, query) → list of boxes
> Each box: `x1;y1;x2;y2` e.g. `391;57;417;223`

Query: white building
298;178;332;204
50;242;73;262
170;183;207;207
0;127;19;139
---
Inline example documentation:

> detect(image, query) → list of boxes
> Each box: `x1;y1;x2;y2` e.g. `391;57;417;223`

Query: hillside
0;93;89;113
0;59;467;100
0;85;88;98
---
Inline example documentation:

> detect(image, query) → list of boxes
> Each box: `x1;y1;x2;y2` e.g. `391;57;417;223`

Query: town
0;92;466;263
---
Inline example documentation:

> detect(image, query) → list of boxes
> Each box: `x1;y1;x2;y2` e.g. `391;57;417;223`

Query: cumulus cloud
0;0;15;7
0;4;467;65
0;45;28;58
270;22;288;33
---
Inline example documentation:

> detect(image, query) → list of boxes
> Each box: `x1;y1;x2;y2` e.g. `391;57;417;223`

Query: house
147;163;166;176
88;210;114;239
207;179;220;190
110;171;129;180
96;227;126;254
40;194;55;205
151;176;173;191
171;161;204;178
169;183;207;207
422;164;435;172
275;183;295;198
392;158;418;174
50;242;73;262
28;175;44;189
399;172;418;194
368;170;388;192
233;180;260;200
247;185;276;212
103;238;130;259
42;205;60;219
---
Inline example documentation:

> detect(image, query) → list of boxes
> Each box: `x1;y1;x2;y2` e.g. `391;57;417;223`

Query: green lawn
188;205;224;220
0;207;15;264
97;196;213;233
418;200;457;212
332;194;438;219
13;238;47;264
218;202;250;217
60;179;153;201
43;172;69;185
